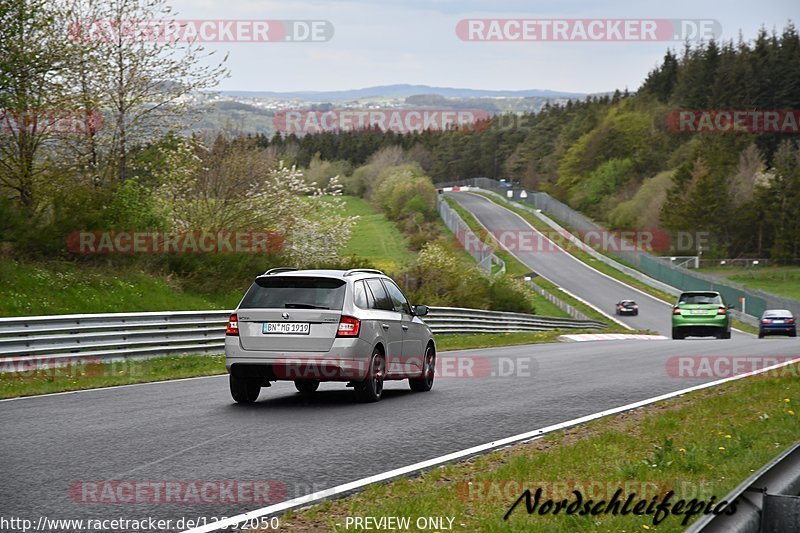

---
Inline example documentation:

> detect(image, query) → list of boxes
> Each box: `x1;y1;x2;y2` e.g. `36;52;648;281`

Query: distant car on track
758;309;797;338
615;300;638;316
671;291;732;340
225;268;435;403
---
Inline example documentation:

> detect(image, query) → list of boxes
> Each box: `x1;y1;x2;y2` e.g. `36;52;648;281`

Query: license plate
690;309;711;315
263;322;310;335
773;320;784;324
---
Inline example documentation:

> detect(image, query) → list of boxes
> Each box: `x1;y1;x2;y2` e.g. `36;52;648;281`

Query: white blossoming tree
152;136;356;265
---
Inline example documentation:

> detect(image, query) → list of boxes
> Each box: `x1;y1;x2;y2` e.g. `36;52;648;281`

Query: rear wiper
284;303;329;309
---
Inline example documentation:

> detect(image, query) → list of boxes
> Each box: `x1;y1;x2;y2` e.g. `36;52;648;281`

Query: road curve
448;192;689;336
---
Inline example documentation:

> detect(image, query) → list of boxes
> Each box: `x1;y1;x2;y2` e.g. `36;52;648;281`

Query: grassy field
699;267;800;300
336;196;416;272
0;258;240;317
275;362;800;532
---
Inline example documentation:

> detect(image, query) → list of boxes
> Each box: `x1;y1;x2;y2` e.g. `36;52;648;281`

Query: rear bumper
225;336;374;381
672;314;729;337
760;325;797;336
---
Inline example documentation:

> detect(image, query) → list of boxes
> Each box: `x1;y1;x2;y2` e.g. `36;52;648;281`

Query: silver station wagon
225;268;435;403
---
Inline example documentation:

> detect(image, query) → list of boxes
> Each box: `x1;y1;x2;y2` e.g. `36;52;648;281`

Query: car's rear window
678;292;722;305
764;309;793;317
240;276;346;310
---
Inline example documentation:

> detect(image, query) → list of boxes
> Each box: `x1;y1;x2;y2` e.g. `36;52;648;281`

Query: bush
487;275;536;314
399;242;536;314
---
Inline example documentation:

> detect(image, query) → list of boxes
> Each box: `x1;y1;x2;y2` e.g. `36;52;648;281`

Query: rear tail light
788;318;795;324
762;319;772;324
337;316;360;337
633;305;638;309
226;314;239;336
717;307;727;315
673;307;681;315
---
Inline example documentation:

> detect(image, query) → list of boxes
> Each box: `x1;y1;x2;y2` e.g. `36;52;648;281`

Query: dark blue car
758;309;797;338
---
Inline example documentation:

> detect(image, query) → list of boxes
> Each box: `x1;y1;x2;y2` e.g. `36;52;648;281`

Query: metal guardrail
685;440;800;532
438;195;506;276
422;306;603;335
522;279;596;322
0;308;604;371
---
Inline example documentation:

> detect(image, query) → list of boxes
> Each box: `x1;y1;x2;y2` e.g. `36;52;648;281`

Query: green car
671;291;732;340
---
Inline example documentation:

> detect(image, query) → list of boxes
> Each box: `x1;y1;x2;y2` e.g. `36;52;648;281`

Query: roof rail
262;267;298;276
343;268;385;277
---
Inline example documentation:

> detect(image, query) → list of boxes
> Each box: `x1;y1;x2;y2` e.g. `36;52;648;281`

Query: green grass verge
0;354;227;399
336;196;417;272
699;267;800;301
0;258;240;317
276;363;800;532
474;194;759;335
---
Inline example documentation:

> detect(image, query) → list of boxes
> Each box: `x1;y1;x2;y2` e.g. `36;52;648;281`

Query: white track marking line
183;355;800;533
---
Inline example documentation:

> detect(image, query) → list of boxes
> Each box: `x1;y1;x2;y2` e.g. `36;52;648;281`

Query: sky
171;0;798;94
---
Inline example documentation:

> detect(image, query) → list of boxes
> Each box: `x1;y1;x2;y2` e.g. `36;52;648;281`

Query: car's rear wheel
672;328;684;340
356;349;385;402
409;344;435;392
295;380;320;394
758;330;765;339
230;374;261;403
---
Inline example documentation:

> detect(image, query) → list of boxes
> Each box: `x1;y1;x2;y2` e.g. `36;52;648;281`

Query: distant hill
213;84;585;101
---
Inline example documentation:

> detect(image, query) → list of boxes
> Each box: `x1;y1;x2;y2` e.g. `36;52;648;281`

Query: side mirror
413;304;429;317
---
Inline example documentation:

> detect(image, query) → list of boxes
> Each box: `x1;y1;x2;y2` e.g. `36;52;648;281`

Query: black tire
758;331;765;339
356;350;385;403
230;374;260;404
294;380;320;394
409;344;435;392
723;329;732;339
672;328;684;340
790;330;797;338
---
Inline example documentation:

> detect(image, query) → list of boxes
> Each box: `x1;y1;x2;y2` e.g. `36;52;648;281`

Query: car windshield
679;293;722;305
240;276;346;310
